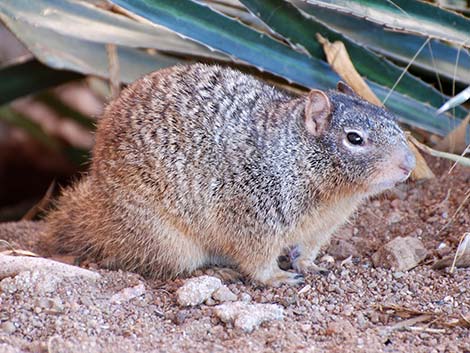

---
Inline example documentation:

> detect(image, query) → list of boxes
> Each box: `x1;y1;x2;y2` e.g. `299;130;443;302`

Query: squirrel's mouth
367;146;415;195
392;168;413;185
367;168;412;195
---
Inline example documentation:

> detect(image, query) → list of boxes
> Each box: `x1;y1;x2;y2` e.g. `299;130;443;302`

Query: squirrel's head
301;82;415;197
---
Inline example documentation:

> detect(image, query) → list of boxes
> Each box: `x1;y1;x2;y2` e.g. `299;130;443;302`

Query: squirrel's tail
40;177;102;260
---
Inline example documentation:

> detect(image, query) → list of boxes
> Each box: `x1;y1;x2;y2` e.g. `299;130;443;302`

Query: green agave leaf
0;60;82;106
369;80;468;142
111;0;466;138
294;2;470;87
0;0;228;61
2;0;466;138
239;0;468;119
0;16;181;85
203;0;273;33
110;0;340;89
304;0;470;48
205;0;470;87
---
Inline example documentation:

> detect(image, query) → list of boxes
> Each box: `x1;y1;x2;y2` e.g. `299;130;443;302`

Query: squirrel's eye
346;132;364;146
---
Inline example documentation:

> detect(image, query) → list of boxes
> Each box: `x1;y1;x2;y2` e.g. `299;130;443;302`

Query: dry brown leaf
450;232;470;273
316;34;382;106
435;114;470;154
407;140;435;180
409;134;470;167
432;253;470;270
0;237;40;257
0;249;40;257
22;181;55;221
316;34;432;180
375;304;433;318
434;233;470;270
376;304;470;329
390;314;433;331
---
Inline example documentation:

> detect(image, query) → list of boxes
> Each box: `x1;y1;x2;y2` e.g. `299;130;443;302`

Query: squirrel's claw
293;258;329;276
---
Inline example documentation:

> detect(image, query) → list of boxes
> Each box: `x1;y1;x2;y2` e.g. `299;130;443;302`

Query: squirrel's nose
399;151;416;175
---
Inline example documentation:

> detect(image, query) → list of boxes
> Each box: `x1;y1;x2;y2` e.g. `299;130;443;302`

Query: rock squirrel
19;64;416;286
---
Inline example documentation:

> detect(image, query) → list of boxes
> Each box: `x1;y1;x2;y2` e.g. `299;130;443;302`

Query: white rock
176;275;222;306
437;242;447;250
0;321;16;334
320;255;335;263
214;301;284;333
0;254;100;281
239;293;252;302
372;236;428;271
387;211;402;224
0;270;62;295
212;285;237;303
298;284;311;295
110;283;146;304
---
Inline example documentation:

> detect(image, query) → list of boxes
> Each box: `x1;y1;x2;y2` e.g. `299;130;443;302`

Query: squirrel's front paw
293;258;329;275
260;270;305;287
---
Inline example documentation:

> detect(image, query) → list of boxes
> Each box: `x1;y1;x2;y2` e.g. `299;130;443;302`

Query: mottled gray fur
42;64;414;286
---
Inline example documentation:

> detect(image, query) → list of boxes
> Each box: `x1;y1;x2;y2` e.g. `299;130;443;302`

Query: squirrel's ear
305;89;331;136
336;81;356;96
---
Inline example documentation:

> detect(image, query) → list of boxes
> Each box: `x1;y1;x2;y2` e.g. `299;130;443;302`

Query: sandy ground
0;157;469;353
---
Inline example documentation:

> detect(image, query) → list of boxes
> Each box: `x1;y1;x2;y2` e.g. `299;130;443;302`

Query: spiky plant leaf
292;2;470;87
303;0;470;47
0;20;181;90
0;60;82;106
0;0;227;60
110;0;340;89
239;0;467;118
109;0;468;137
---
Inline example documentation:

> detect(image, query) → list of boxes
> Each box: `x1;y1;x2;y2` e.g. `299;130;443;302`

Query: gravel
0;157;468;352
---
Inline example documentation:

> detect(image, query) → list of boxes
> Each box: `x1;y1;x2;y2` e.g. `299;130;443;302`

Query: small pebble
174;310;188;325
239;293;252;302
110;283;146;304
342;304;354;316
212;285;237;303
393;272;404;279
0;321;16;334
387;211;402;224
176;276;222;307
